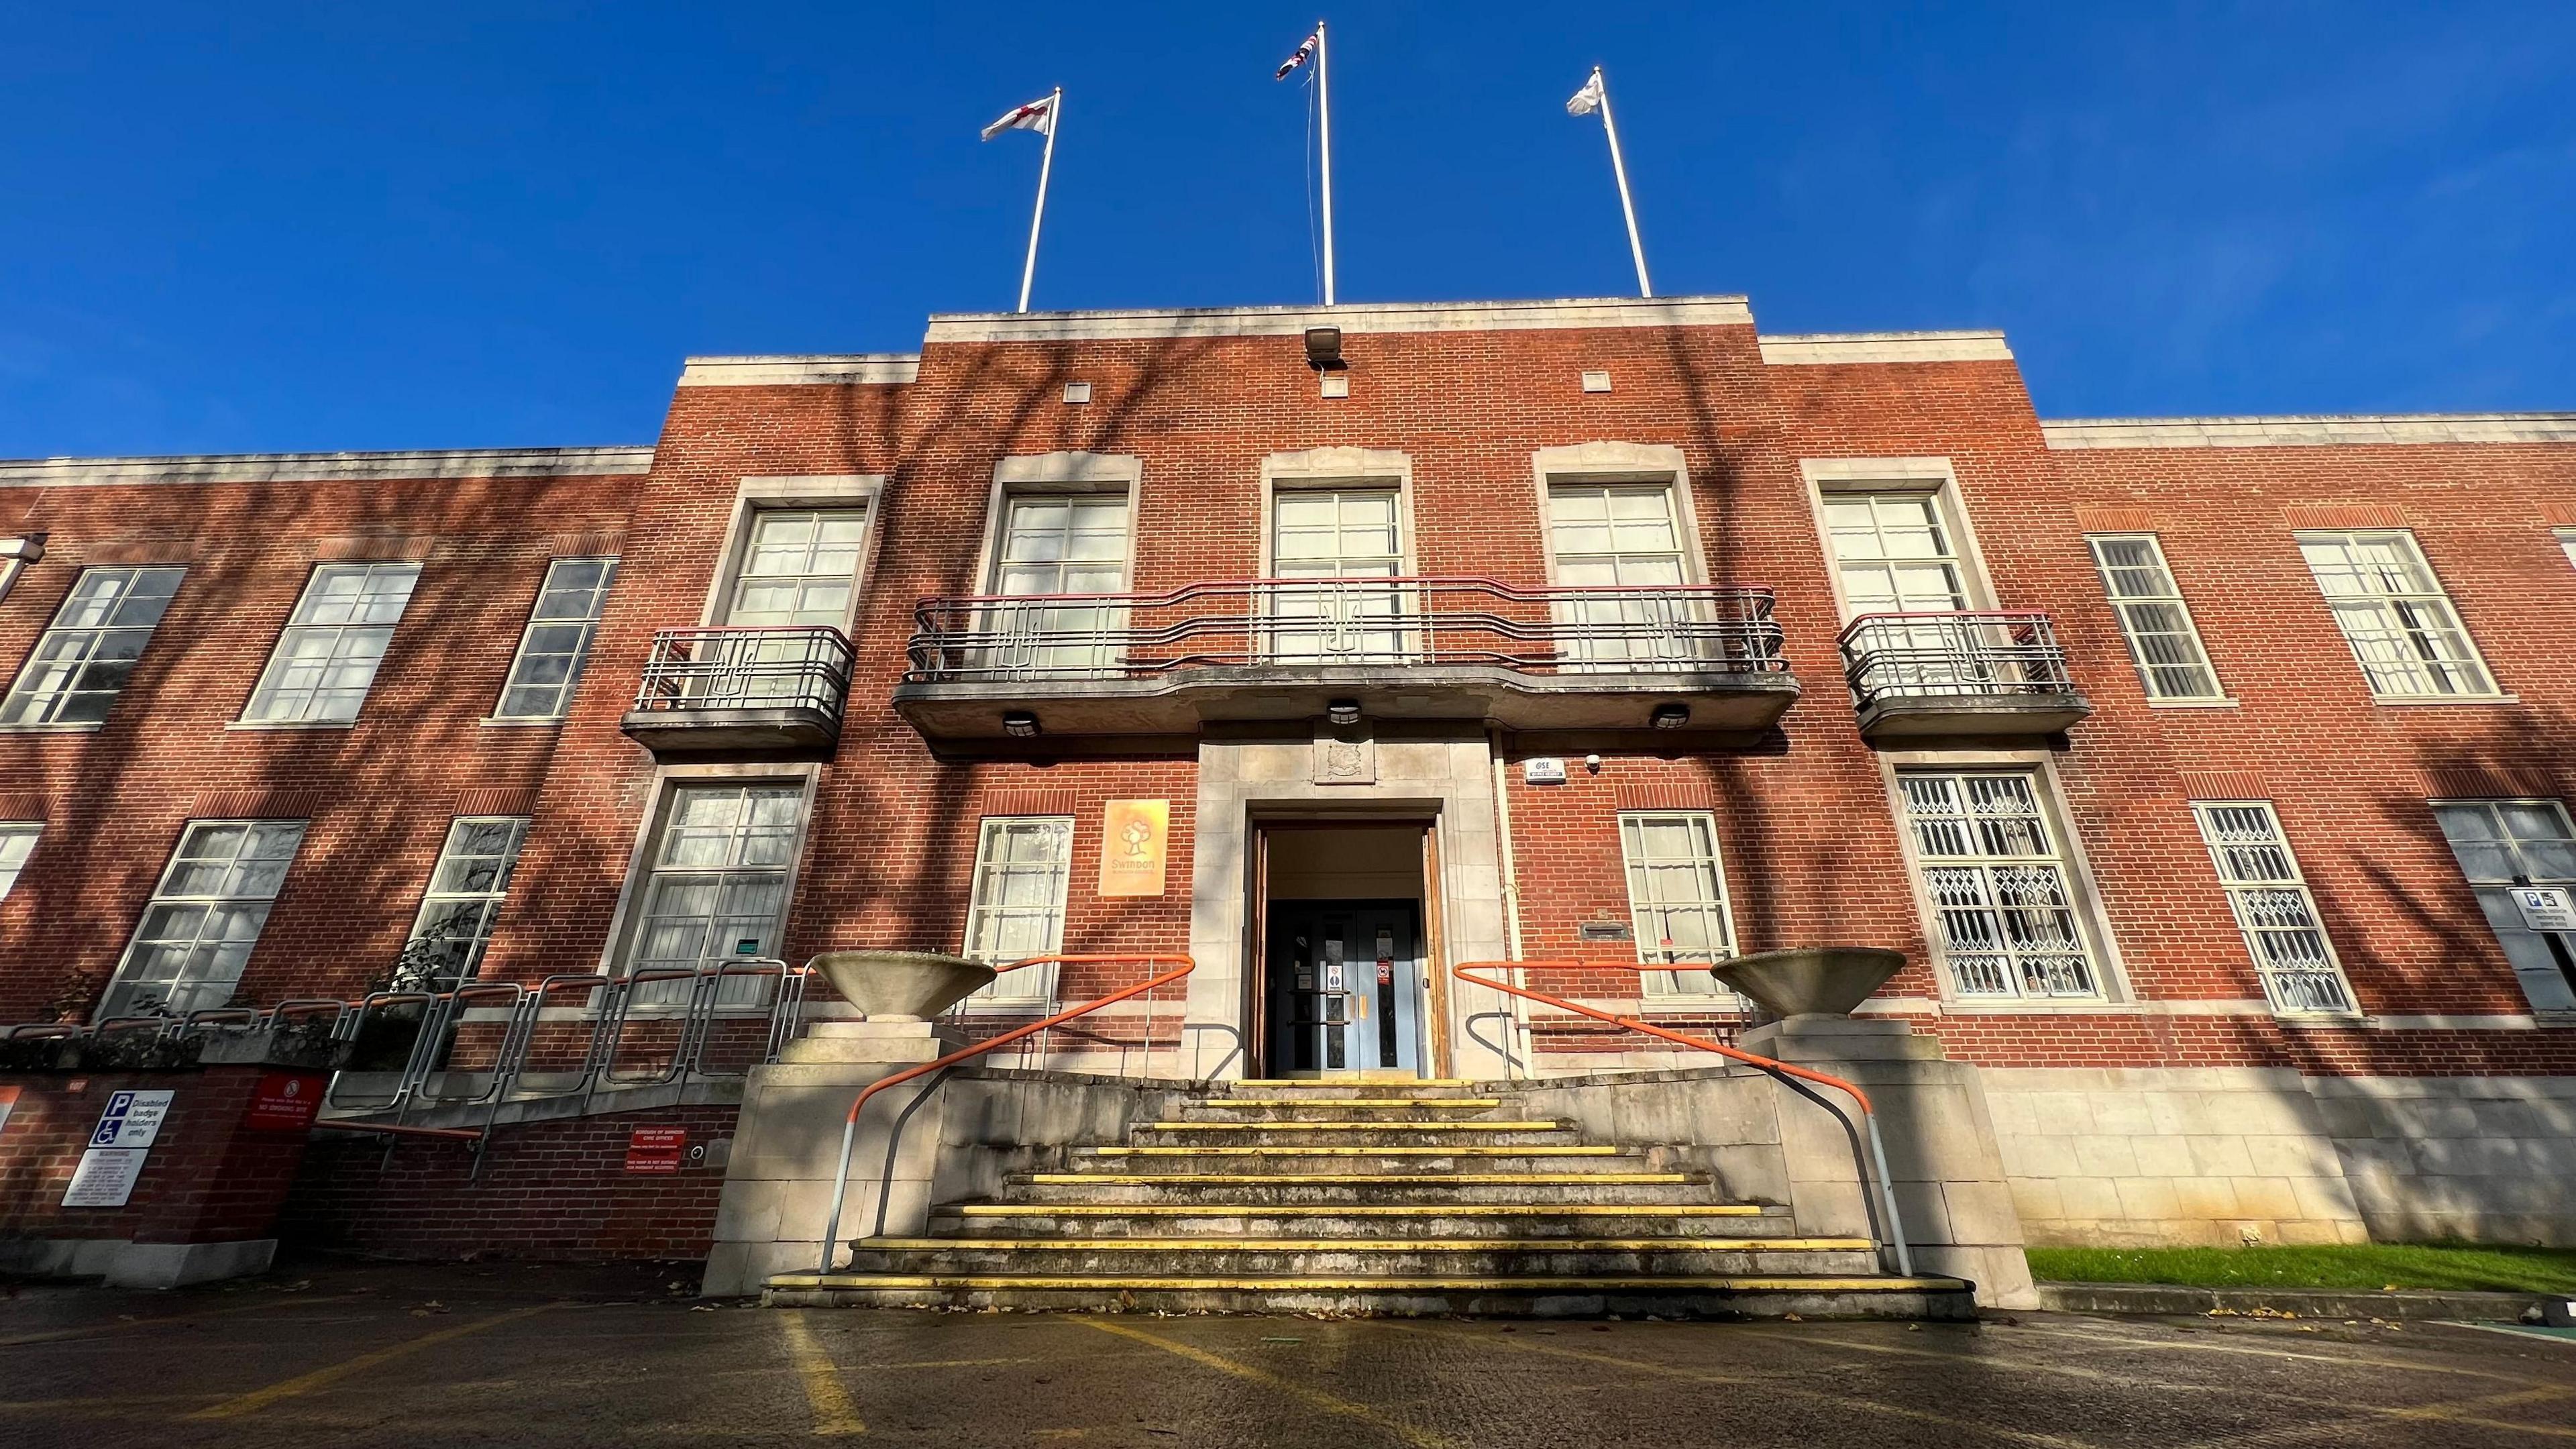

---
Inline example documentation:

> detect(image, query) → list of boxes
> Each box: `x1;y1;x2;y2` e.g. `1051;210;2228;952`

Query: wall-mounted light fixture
1325;699;1362;727
1001;710;1042;738
1303;326;1344;369
1650;702;1690;730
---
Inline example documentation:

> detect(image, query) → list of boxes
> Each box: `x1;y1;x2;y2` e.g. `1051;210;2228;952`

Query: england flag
1276;32;1319;79
981;94;1057;142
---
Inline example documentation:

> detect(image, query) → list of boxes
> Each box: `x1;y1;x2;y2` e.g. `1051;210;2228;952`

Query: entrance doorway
1256;822;1432;1078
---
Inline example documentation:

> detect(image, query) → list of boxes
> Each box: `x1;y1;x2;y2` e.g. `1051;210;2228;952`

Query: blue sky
2;3;2569;455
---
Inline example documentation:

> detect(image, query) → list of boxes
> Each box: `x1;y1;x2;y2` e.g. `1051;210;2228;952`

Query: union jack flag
1275;32;1319;79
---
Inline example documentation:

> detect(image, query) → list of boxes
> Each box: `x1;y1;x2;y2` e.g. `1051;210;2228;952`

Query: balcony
893;577;1796;743
1837;610;2089;741
620;627;855;753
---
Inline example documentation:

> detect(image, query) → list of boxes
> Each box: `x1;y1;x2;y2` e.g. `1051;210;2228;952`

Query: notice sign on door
2512;885;2576;932
625;1126;688;1174
243;1072;327;1134
1098;799;1169;897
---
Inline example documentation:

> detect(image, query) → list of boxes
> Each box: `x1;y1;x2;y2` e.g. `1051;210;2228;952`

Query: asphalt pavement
1;1257;2570;1447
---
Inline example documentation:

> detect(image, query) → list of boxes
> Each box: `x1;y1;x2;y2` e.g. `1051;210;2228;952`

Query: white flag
1566;72;1605;117
981;94;1057;142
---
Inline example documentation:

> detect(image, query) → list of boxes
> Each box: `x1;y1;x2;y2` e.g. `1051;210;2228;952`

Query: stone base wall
1984;1067;2576;1248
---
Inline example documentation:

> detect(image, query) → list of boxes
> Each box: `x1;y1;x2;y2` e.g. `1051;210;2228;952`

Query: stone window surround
969;452;1144;598
694;475;886;636
1799;457;2004;623
1258;447;1417;578
1526;442;1715;591
593;761;822;985
1872;747;2137;1012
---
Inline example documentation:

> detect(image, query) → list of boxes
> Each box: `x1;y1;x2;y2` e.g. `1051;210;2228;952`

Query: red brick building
4;295;2573;1262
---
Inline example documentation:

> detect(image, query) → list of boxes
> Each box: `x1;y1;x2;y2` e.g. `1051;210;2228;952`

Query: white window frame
402;815;533;985
1616;810;1742;1001
2086;533;2226;703
1878;753;2125;1008
2190;800;2361;1018
1801;459;2001;624
2428;797;2576;1015
600;765;819;1008
240;561;423;725
0;565;186;731
0;821;41;901
1529;444;1724;673
696;475;884;634
491;557;618;721
1263;458;1413;666
2557;528;2576;575
973;453;1142;678
2293;529;2500;701
959;815;1077;1008
1892;767;2107;1002
101;819;309;1018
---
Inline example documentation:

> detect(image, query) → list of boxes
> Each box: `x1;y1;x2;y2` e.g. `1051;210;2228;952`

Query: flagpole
1590;66;1652;299
1316;21;1336;306
1016;87;1061;314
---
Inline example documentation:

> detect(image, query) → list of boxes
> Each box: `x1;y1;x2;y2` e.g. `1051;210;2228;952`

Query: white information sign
2512;885;2576;933
89;1089;174;1148
1523;757;1568;786
62;1147;149;1208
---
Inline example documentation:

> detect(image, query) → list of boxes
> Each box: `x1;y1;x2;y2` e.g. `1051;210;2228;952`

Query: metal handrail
906;577;1785;682
1837;609;2074;707
631;625;855;716
815;953;1195;1273
1453;960;1913;1277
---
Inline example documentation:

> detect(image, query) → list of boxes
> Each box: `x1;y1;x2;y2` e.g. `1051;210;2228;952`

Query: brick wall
0;1066;320;1244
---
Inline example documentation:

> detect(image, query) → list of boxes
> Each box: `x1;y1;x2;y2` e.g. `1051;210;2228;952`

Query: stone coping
2041;413;2576;449
2034;1280;2555;1322
0;446;655;486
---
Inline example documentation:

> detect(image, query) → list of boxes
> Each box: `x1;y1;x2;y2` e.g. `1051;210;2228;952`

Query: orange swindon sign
1098;799;1170;897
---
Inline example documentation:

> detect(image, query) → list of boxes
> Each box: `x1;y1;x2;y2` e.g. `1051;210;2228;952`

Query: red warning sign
625;1126;688;1174
244;1071;327;1133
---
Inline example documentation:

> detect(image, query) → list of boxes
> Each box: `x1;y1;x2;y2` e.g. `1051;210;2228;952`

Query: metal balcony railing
904;578;1786;682
1837;610;2076;708
630;626;855;718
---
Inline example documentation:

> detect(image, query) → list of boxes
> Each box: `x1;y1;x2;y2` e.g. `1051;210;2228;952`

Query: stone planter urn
810;951;996;1022
1712;946;1907;1022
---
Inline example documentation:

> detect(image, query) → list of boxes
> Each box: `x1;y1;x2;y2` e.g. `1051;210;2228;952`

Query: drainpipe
0;534;46;606
1488;727;1532;1079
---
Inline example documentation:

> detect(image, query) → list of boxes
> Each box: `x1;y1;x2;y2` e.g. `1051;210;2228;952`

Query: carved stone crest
1311;726;1377;785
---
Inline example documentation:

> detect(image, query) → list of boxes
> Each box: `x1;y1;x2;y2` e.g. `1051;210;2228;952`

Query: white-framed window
102;820;308;1018
1270;485;1405;662
1898;771;2102;1000
987;493;1132;674
1617;811;1739;1000
0;822;40;900
495;558;617;719
2430;798;2576;1014
961;816;1075;1006
2086;535;2222;701
625;784;802;988
724;509;867;628
1823;491;1971;616
402;816;532;987
243;561;423;724
2295;531;2496;698
2559;529;2576;574
2190;801;2359;1016
1548;482;1703;667
0;566;185;728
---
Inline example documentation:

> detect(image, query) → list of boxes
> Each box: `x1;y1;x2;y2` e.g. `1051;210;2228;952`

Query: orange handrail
1454;960;1912;1276
815;953;1195;1272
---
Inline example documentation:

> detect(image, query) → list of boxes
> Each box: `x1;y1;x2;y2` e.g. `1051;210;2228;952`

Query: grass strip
2026;1242;2576;1294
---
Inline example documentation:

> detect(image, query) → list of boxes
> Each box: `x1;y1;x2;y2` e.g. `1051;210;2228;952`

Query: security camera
1583;754;1603;773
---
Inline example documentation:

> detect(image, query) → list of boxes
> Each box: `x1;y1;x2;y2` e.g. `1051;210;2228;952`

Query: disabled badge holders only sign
63;1089;174;1209
2512;885;2576;933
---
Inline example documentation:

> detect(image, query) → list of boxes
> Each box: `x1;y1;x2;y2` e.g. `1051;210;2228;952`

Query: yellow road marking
2017;1321;2550;1385
1393;1322;2105;1449
779;1311;865;1436
186;1302;557;1420
0;1292;370;1347
2174;1383;2576;1448
1073;1318;1457;1449
1146;1120;1554;1130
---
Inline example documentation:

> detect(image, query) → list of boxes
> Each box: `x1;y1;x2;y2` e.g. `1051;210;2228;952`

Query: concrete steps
768;1078;1974;1319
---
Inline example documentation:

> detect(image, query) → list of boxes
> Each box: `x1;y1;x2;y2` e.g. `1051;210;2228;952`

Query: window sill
2145;697;2239;710
226;720;359;732
0;721;106;734
2367;693;2519;708
2271;1010;2368;1027
1940;998;2119;1014
480;716;568;729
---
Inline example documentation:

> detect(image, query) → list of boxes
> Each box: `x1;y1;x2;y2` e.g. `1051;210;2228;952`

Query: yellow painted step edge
1232;1079;1480;1087
951;1203;1767;1216
858;1237;1875;1252
1146;1121;1561;1132
1079;1146;1619;1157
1028;1171;1684;1184
773;1273;1971;1293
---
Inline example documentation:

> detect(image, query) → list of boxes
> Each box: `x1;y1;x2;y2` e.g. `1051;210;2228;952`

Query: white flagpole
1016;87;1062;315
1589;66;1652;299
1316;21;1336;306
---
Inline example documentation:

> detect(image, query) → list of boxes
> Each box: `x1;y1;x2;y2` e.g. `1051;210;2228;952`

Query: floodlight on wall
1326;699;1362;727
1001;710;1042;738
1650;702;1690;730
1304;326;1344;370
